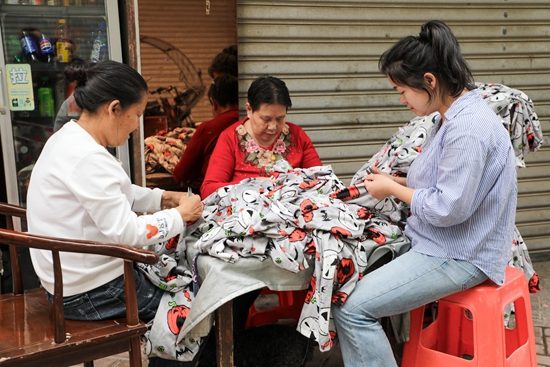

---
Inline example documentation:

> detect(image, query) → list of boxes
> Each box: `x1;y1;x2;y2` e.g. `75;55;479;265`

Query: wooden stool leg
216;300;235;367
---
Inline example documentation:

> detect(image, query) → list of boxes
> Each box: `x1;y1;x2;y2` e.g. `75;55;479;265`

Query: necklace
236;123;293;170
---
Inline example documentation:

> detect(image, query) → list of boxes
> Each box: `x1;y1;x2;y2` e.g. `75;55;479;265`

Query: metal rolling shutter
237;0;550;251
138;0;237;124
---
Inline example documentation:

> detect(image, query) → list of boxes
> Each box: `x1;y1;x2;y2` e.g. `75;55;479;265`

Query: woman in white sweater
27;60;203;322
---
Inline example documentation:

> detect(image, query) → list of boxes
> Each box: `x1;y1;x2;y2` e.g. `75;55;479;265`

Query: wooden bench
0;202;159;367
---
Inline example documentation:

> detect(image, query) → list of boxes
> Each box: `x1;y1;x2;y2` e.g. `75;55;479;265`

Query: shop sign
6;64;34;111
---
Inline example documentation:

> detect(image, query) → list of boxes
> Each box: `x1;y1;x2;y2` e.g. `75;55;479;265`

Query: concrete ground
531;252;550;367
72;254;550;367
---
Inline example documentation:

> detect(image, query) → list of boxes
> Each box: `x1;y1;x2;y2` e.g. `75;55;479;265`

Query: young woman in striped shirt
332;20;518;367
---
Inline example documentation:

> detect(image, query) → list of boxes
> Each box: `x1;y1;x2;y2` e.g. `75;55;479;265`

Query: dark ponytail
379;20;475;101
67;60;148;114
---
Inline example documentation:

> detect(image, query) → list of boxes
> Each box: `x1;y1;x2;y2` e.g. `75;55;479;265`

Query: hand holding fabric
161;190;186;209
364;166;396;199
175;194;204;222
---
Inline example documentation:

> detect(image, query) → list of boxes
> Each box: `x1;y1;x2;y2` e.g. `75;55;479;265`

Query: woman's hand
161;191;185;209
367;166;394;180
364;166;413;204
175;194;204;222
364;167;396;200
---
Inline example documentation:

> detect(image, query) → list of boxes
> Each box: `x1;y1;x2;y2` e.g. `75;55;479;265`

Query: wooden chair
0;202;159;367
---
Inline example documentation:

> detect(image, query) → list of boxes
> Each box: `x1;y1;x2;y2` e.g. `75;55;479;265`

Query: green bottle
38;76;55;117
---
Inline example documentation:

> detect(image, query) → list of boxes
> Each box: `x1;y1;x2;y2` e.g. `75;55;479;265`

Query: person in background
208;44;238;78
26;60;204;366
53;57;86;132
173;75;240;193
331;20;518;367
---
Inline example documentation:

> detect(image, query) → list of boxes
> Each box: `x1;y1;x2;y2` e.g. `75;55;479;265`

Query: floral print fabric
187;161;410;352
137;234;205;362
140;82;543;361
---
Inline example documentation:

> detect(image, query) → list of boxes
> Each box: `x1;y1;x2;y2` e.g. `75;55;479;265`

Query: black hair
208;74;239;107
208;45;238;78
247;75;292;112
66;60;148;114
379;20;475;101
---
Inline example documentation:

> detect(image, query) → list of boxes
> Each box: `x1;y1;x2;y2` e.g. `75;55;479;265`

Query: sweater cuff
166;208;185;236
151;188;165;212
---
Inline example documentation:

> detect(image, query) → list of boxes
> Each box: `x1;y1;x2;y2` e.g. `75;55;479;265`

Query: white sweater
27;121;183;296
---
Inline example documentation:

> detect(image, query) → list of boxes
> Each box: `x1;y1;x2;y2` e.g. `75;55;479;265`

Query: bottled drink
62;0;70;5
71;25;85;59
38;76;55;117
20;30;40;62
55;19;73;63
66;81;80;116
20;0;30;4
54;74;65;112
32;0;44;4
47;0;59;4
39;34;55;62
5;1;21;4
89;23;107;63
6;34;23;63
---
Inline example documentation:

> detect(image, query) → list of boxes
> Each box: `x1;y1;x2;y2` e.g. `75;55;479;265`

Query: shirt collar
443;88;481;121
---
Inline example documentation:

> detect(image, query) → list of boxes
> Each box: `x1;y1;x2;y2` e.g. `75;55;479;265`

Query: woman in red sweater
200;75;322;336
201;75;322;198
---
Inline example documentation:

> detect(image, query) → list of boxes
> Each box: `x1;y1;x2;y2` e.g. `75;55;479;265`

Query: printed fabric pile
139;82;544;361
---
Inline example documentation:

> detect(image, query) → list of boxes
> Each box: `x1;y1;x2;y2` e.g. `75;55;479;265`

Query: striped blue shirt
406;89;517;285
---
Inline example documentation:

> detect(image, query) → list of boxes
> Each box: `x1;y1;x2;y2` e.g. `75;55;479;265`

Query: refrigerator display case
0;1;129;207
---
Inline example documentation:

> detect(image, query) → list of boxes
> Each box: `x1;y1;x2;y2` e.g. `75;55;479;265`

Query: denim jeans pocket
62;293;101;321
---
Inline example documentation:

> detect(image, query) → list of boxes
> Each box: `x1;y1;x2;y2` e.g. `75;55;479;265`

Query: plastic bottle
32;0;44;4
6;34;23;63
5;1;21;4
71;25;86;59
39;33;55;63
47;0;59;5
54;74;65;112
55;19;72;63
66;80;80;116
38;76;55;117
20;30;40;62
89;23;107;63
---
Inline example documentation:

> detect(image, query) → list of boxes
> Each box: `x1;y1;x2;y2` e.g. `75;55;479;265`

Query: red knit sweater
173;109;240;189
201;118;322;198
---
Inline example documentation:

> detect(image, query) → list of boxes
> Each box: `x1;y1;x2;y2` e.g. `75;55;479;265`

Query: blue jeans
332;249;488;367
47;267;164;323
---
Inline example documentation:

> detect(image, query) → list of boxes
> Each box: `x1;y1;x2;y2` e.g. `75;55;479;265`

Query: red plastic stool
401;266;537;367
245;289;307;328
